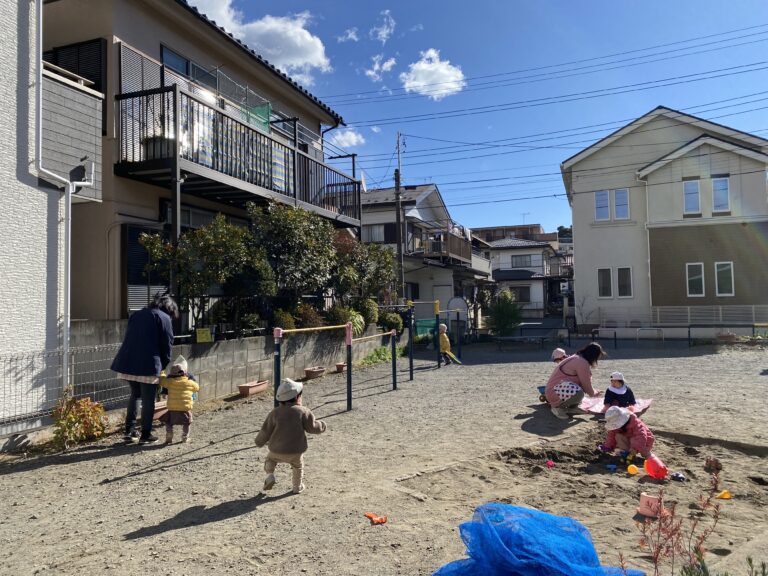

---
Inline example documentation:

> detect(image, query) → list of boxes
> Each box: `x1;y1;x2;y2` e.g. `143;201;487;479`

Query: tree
557;225;572;240
247;202;336;308
140;213;248;326
330;231;396;303
486;289;522;336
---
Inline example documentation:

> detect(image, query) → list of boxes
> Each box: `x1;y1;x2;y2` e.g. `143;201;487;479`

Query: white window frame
683;180;700;214
595;191;610;221
686;262;705;297
613;188;630;220
597;267;613;298
617;267;633;298
712;176;730;213
714;261;735;297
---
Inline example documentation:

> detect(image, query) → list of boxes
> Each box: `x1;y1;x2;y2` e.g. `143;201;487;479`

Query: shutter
125;225;168;313
384;223;397;243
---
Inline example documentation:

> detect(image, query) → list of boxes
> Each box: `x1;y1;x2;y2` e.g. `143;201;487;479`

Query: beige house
42;0;360;321
561;106;768;330
361;184;491;323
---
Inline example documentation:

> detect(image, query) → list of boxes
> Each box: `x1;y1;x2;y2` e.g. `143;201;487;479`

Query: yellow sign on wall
196;328;213;343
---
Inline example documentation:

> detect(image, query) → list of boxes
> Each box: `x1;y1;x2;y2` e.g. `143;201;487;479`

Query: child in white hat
438;323;453;365
603;371;637;411
600;406;655;459
158;355;199;444
551;348;567;364
254;378;327;494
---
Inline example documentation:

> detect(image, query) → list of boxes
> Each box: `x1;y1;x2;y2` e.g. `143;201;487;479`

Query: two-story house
362;184;491;321
42;0;360;321
488;238;558;318
561;106;768;331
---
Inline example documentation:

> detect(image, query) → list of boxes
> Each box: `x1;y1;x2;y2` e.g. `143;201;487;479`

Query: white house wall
0;0;63;355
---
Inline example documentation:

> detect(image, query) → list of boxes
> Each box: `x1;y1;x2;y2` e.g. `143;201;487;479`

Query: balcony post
292;119;298;205
170;85;182;309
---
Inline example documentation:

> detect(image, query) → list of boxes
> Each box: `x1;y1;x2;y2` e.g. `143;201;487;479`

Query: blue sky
189;1;768;233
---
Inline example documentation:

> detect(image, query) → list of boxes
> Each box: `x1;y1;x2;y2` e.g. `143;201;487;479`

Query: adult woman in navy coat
111;294;178;444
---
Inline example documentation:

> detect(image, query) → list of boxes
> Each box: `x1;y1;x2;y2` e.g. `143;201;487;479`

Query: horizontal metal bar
281;324;347;335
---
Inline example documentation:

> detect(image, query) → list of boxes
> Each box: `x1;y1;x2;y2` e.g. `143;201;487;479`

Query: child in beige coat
255;378;326;494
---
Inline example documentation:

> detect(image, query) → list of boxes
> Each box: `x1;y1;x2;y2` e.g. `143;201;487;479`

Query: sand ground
1;340;767;575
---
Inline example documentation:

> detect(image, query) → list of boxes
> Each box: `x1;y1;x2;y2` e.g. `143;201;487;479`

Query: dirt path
1;341;766;575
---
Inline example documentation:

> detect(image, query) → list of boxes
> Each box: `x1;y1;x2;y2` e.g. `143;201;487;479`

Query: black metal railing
116;86;360;221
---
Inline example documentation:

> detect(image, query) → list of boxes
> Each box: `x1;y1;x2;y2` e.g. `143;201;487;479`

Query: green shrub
359;346;391;366
354;298;379;326
486;289;521;336
379;311;403;333
349;310;365;337
295;302;324;328
273;308;296;330
242;313;262;329
52;388;107;450
325;305;352;326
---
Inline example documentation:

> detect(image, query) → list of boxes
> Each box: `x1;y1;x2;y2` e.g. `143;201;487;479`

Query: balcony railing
116;86;360;222
423;233;471;262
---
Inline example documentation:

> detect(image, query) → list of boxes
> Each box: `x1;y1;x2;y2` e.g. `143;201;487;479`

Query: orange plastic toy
644;455;668;480
364;512;388;525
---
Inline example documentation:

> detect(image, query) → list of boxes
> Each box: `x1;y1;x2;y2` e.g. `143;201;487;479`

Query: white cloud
189;1;330;86
410;24;424;32
399;48;466;101
369;10;396;45
337;27;359;43
364;54;397;83
328;128;366;148
370;126;381;133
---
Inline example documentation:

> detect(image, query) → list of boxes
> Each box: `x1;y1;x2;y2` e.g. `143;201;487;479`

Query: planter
304;366;326;380
153;400;168;421
335;362;347;373
238;380;269;398
141;136;174;160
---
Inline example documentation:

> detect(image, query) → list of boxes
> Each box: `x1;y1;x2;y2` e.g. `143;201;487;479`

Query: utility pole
394;131;405;301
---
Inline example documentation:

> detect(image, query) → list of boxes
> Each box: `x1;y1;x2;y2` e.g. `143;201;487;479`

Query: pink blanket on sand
579;396;653;416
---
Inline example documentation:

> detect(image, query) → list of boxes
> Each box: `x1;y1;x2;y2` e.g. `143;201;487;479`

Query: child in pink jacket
601;406;655;459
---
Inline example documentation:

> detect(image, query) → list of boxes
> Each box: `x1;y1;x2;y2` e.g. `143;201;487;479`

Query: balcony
115;85;360;226
423;232;471;263
114;43;359;226
470;250;491;276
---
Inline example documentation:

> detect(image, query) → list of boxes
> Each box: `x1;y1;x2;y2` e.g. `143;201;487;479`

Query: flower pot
304;366;326;380
238;380;269;398
335;362;347;373
153;400;168;421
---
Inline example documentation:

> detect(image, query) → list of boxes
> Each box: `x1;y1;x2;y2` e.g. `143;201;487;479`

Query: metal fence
1;344;127;432
596;305;768;327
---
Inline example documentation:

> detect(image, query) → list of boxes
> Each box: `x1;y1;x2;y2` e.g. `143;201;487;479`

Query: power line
320;22;768;99
328;35;768;106
348;62;768;127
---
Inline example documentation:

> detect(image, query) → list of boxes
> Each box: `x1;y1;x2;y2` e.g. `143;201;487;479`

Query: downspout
35;0;94;390
639;174;653;320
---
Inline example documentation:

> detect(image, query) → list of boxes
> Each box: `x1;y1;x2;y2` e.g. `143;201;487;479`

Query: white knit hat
551;348;567;361
276;378;303;401
604;406;631;430
169;355;188;375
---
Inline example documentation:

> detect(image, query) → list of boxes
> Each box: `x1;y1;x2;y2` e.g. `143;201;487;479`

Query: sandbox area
0;341;766;575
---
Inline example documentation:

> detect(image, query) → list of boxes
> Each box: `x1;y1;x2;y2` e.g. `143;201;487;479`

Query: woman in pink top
544;342;605;420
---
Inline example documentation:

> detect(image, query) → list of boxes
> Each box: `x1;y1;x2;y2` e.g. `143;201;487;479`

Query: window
617;267;633;298
406;282;420;301
683;180;700;214
686;262;704;297
715;262;734;296
362;224;385;243
510;255;532;268
614;188;630;220
510;286;531;303
712;176;730;212
597;268;612;298
595;191;610;221
161;46;189;76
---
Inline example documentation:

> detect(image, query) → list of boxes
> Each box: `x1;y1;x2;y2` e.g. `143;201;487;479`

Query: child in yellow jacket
439;323;453;365
159;355;199;444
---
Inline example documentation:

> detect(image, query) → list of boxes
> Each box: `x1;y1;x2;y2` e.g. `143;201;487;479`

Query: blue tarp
434;503;645;576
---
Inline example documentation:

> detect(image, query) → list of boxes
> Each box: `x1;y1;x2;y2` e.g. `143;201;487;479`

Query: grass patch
358;345;408;367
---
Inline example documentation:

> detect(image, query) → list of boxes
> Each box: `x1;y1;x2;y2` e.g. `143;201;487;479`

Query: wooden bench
495;330;556;350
